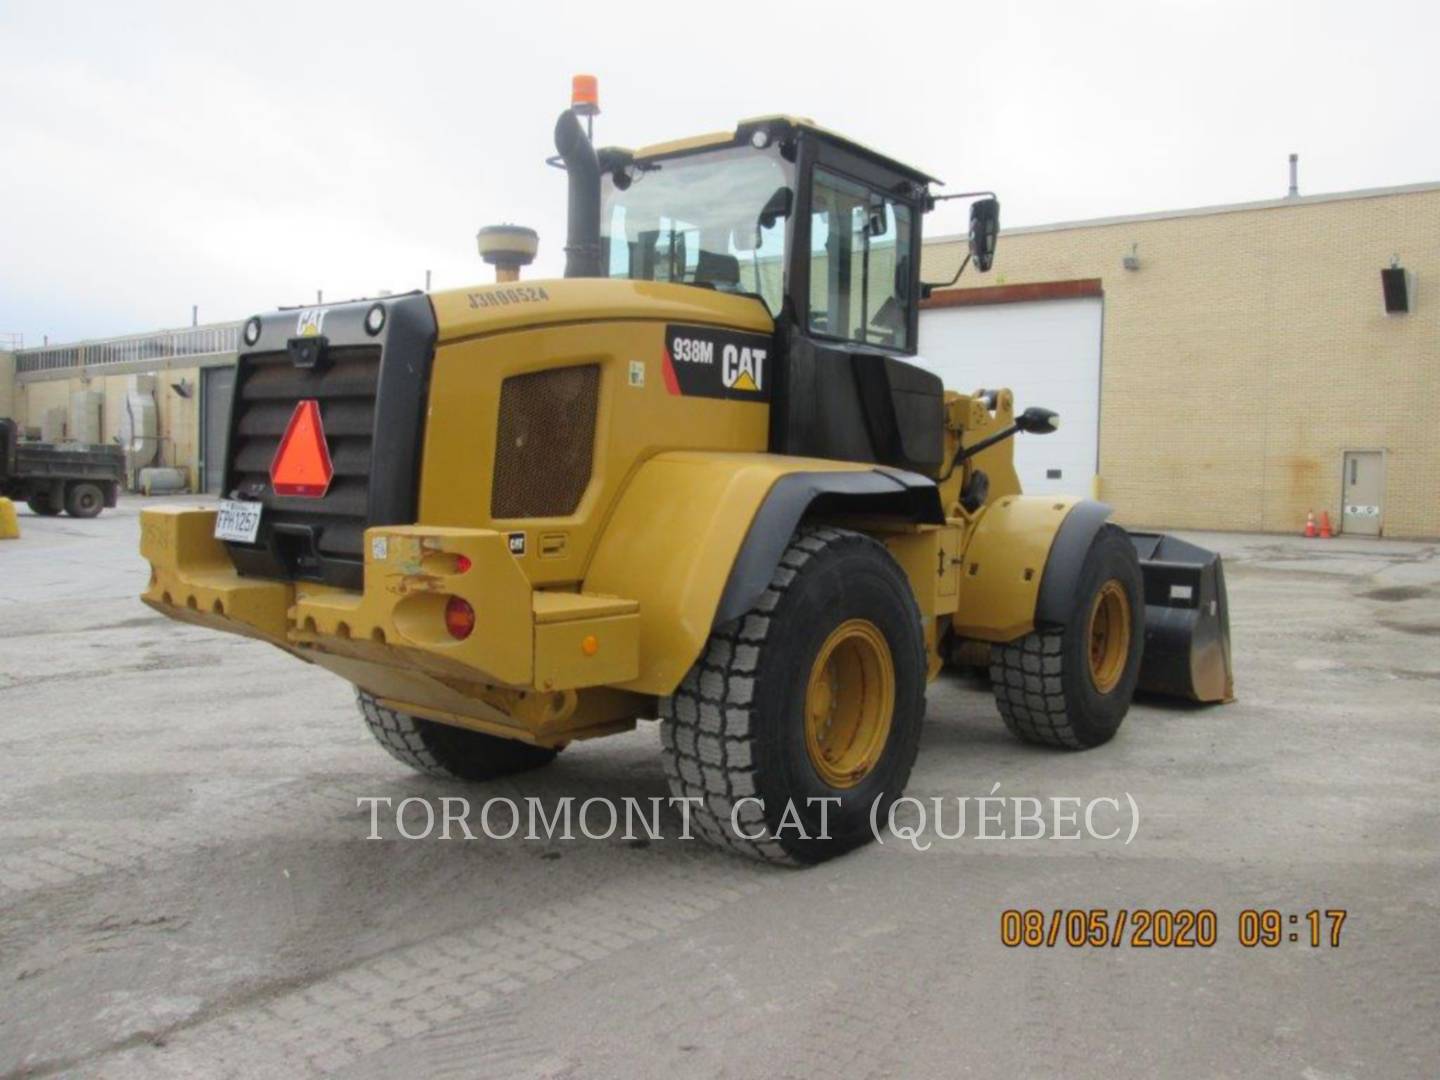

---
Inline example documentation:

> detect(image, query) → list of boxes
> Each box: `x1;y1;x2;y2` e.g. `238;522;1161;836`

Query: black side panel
714;469;945;627
0;418;15;481
769;333;868;463
223;293;436;590
1033;500;1113;626
769;328;943;474
368;296;436;526
850;352;944;472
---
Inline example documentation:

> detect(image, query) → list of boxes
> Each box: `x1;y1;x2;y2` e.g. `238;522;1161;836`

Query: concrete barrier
0;497;19;539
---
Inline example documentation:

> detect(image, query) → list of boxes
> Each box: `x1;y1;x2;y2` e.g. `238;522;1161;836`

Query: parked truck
139;89;1232;863
0;418;124;518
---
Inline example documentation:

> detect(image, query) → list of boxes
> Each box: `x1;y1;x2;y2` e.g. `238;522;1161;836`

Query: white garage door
917;297;1103;496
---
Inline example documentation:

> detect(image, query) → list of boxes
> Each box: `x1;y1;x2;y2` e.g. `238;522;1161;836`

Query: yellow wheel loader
141;91;1232;864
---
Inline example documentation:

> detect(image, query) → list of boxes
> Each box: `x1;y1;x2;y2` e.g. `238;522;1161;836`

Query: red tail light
455;554;473;574
444;596;475;640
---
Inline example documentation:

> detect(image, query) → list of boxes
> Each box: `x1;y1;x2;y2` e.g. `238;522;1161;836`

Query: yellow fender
584;451;944;694
951;495;1107;643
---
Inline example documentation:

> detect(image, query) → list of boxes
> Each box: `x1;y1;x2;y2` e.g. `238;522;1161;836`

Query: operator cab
600;116;933;354
558;109;1000;476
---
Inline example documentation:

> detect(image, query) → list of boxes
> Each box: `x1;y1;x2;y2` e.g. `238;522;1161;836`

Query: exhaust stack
1287;153;1299;198
554;80;603;279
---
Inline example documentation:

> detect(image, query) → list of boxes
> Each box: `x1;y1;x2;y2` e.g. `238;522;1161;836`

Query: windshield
600;145;793;314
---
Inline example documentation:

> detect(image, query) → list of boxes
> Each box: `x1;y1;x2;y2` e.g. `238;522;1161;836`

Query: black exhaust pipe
554;109;602;278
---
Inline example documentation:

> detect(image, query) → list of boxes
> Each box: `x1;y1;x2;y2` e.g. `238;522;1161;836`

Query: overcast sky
2;0;1438;346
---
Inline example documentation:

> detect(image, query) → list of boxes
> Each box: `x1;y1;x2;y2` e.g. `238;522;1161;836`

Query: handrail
14;322;242;374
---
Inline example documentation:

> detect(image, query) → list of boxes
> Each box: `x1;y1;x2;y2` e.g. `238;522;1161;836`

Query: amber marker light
444;597;475;640
571;74;599;115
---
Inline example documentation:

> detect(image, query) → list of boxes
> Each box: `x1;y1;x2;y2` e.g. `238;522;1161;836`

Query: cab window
807;167;913;350
600;145;792;314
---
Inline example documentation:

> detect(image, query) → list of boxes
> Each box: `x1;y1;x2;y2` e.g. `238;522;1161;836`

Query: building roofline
926;179;1440;246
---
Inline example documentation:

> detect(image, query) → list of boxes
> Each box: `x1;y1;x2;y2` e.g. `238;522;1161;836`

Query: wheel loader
140;85;1232;864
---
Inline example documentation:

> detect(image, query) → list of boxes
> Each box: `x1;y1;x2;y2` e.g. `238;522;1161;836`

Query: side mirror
969;197;1000;272
732;224;762;253
864;193;889;237
738;187;793;252
759;186;793;230
1016;406;1059;434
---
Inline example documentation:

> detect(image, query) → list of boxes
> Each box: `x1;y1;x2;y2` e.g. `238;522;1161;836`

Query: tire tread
356;689;557;780
988;523;1142;750
989;631;1084;748
658;525;862;866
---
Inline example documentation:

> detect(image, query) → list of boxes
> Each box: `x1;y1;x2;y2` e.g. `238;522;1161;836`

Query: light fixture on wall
1381;256;1412;315
170;379;193;399
1122;243;1141;271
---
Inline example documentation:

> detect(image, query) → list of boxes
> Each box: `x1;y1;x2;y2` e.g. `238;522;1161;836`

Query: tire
990;523;1144;749
26;494;61;516
65;482;104;518
660;526;927;865
357;689;559;781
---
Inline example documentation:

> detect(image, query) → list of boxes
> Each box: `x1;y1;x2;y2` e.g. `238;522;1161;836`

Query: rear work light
444;596;475;640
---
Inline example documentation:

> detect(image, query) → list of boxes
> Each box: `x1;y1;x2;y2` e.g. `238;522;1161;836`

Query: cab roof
610;114;940;186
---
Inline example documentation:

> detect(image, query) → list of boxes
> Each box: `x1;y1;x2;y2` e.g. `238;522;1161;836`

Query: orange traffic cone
1304;510;1317;538
1319;511;1333;539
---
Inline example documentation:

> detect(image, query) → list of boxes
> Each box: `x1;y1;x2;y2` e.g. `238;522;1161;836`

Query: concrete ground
1;496;1437;1079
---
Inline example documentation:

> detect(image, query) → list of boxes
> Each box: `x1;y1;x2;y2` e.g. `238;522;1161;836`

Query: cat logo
295;308;326;338
721;344;765;393
662;324;772;402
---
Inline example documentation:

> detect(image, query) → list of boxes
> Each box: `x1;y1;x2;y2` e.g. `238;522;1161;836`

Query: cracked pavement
1;498;1437;1078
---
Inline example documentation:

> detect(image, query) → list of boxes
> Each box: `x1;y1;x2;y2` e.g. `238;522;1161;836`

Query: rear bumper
141;507;642;739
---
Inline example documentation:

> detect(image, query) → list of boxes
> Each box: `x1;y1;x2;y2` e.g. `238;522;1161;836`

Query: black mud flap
1128;532;1235;703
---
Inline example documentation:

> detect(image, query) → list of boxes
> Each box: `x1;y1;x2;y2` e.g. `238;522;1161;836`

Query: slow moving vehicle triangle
270;399;334;498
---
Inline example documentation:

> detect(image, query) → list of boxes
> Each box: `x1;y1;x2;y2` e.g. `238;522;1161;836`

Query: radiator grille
228;344;380;565
491;365;599;518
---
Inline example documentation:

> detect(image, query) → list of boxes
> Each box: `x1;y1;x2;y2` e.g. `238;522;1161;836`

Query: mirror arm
953;423;1020;466
926;188;997;208
921;253;970;299
938;421;1019;481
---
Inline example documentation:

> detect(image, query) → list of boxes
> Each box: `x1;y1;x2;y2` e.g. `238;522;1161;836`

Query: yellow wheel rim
803;619;895;788
1087;580;1132;694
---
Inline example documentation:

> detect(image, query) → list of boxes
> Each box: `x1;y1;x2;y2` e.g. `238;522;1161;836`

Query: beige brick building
4;325;240;492
921;182;1440;538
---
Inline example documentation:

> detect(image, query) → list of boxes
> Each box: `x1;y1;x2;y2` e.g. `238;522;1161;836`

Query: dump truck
1;418;124;518
140;89;1232;863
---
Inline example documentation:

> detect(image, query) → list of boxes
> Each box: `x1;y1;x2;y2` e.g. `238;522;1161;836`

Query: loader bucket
1127;532;1235;703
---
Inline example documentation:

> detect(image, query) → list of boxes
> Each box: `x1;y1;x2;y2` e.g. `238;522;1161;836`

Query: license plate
214;499;263;544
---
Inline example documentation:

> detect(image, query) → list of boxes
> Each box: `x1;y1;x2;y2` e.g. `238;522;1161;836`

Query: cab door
772;137;941;473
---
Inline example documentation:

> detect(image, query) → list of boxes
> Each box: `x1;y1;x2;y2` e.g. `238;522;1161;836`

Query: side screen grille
491;365;599;518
